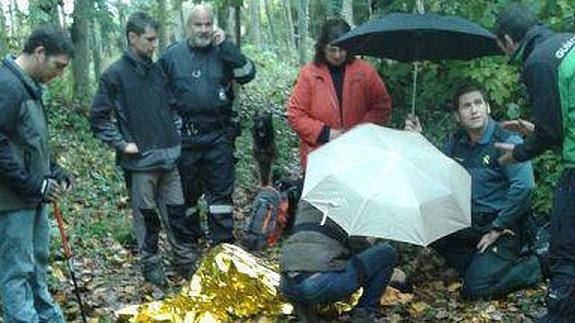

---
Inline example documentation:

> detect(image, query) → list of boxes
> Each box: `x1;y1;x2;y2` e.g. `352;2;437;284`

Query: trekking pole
53;202;88;323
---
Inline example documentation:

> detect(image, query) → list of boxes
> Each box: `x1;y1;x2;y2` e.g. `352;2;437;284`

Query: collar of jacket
122;49;153;76
510;24;554;65
309;60;359;80
186;40;216;54
456;117;496;146
3;55;43;100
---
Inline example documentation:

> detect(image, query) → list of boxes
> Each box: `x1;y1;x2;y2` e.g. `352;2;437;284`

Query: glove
40;177;63;202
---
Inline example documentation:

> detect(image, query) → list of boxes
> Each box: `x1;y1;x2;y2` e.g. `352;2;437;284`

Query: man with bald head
160;3;255;270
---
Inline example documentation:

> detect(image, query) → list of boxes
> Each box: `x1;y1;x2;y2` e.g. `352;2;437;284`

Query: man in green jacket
495;4;575;322
0;26;74;322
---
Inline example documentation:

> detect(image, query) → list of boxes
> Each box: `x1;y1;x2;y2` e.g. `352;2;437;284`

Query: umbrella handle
411;62;419;116
53;202;73;259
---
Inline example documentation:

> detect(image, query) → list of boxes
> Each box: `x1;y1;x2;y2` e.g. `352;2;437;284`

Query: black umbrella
334;12;502;114
334;12;501;61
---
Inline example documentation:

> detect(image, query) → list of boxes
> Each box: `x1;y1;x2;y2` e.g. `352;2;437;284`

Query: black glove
40;177;63;203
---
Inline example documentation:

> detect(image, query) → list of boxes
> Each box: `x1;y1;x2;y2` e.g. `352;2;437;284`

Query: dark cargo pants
128;168;198;270
178;138;235;245
432;225;541;300
542;169;575;321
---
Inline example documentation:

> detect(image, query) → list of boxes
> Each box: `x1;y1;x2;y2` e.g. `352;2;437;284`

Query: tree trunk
71;0;91;106
415;0;424;13
249;0;261;49
90;18;102;81
263;0;276;47
234;5;241;47
0;3;6;56
157;0;168;53
341;0;354;27
281;0;295;51
297;0;308;66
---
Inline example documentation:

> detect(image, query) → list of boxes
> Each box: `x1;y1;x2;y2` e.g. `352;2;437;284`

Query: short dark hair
450;81;488;112
126;11;159;43
23;25;74;58
314;19;352;65
494;3;539;43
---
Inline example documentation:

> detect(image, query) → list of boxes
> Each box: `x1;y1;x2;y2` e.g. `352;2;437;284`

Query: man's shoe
176;263;198;279
143;262;166;286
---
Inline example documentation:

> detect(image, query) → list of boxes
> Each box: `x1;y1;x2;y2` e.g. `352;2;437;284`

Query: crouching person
280;201;397;322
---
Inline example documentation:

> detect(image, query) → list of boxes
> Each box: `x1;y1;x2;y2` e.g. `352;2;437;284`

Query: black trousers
178;137;235;244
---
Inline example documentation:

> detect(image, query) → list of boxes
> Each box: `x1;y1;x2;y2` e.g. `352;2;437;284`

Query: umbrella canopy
334;12;501;62
302;123;471;247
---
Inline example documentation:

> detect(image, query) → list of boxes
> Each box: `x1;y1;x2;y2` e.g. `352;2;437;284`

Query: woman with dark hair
287;18;392;170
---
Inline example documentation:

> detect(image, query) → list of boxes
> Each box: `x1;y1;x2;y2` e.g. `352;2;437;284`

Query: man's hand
124;143;139;154
500;119;534;137
41;178;64;203
477;229;515;253
329;128;344;141
404;114;423;133
212;27;225;46
494;142;517;165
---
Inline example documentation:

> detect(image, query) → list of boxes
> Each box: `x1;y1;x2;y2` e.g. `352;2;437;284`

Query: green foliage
235;44;301;187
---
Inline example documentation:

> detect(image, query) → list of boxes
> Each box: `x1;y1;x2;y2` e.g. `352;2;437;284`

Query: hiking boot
142;262;166;286
175;262;198;280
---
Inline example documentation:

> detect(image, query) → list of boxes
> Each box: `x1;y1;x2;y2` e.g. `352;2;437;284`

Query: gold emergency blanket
116;244;406;322
116;243;289;322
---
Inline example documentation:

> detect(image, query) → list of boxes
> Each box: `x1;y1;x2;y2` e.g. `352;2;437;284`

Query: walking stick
53;202;88;323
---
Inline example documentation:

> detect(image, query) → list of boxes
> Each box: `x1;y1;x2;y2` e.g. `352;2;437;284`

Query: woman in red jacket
287;18;392;170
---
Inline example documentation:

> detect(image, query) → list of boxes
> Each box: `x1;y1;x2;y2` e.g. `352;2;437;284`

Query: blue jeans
280;243;396;311
0;206;66;322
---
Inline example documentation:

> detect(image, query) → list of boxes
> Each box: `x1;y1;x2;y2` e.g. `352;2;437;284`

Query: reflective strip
233;60;254;78
209;204;233;214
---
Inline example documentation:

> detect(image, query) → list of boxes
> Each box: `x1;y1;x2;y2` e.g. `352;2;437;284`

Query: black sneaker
142;262;166;286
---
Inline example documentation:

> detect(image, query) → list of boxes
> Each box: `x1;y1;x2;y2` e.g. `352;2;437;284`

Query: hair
125;11;159;43
449;81;488;112
494;3;539;43
187;3;214;26
23;25;74;58
314;18;352;65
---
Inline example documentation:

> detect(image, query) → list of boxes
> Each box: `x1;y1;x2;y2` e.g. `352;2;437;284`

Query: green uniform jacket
0;56;54;211
511;26;575;168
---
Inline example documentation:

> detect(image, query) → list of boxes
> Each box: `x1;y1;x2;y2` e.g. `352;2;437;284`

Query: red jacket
287;59;392;169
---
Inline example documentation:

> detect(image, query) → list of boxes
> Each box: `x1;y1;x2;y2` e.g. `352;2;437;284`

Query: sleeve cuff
317;125;330;144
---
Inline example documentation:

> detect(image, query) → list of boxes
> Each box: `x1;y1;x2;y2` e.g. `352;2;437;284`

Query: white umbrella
302;123;471;247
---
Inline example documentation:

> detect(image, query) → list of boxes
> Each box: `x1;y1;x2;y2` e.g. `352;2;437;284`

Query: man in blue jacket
406;82;542;300
0;25;74;323
495;4;575;321
160;3;255;250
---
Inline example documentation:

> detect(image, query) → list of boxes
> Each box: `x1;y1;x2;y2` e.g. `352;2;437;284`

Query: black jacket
0;55;67;210
90;51;180;171
512;26;572;164
159;40;255;146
